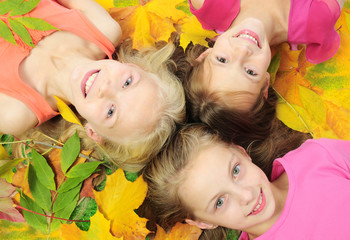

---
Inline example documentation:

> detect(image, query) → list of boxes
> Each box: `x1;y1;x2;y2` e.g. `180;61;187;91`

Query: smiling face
179;142;278;235
69;59;160;143
201;18;272;110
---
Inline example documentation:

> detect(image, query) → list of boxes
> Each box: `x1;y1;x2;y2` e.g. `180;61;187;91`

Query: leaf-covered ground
0;0;350;239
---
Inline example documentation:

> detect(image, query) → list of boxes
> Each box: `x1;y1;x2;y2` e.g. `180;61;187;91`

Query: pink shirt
189;0;341;64
0;0;115;125
239;139;350;240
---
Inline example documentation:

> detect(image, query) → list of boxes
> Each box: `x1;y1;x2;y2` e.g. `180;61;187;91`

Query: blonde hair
17;39;186;173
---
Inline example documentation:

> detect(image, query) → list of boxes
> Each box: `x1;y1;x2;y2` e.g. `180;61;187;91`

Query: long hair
143;122;310;239
184;43;279;148
15;38;187;173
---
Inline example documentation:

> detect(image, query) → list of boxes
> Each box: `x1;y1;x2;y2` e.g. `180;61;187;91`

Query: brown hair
143;122;310;239
184;43;279;149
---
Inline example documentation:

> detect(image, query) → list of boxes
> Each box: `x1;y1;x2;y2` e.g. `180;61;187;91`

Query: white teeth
252;194;263;212
85;72;98;95
238;33;258;46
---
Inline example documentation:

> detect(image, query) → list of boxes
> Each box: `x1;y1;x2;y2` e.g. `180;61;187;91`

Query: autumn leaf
54;96;83;127
0;218;62;240
273;8;350;139
179;15;217;49
94;168;150;240
154;222;202;240
0;178;25;222
61;210;123;240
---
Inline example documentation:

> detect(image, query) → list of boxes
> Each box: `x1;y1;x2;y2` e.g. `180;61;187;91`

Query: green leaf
124;170;140;182
0;134;14;155
54;193;80;224
0;158;25;178
31;149;56;191
14;16;57;31
61;132;80;174
20;193;48;233
70;197;98;231
10;0;40;16
267;49;281;85
0;0;22;15
58;177;85;193
66;161;102;179
0;20;16;45
226;229;239;240
53;183;82;213
28;164;52;212
9;19;34;47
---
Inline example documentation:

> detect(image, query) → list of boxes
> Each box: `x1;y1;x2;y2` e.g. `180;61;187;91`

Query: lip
235;29;261;48
81;69;100;97
248;189;266;216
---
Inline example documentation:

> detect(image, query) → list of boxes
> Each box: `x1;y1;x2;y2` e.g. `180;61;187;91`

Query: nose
231;185;254;206
98;78;113;98
229;42;252;62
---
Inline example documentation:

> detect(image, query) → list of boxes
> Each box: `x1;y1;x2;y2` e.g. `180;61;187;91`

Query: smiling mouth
82;70;100;97
248;189;265;216
235;30;261;48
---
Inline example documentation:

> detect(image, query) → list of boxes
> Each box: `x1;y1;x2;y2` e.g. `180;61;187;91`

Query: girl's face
69;60;160;143
179;143;277;234
201;18;272;110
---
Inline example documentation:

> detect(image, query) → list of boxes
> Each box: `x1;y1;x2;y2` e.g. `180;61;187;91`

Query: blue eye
107;105;115;118
216;197;225;208
245;68;257;76
233;165;240;177
216;57;228;63
123;77;132;88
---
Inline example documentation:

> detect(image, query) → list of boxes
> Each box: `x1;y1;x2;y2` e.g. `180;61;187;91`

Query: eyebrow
204;155;233;213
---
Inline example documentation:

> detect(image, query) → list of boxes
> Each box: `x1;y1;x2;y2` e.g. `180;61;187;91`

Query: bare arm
55;0;122;46
189;0;205;10
0;94;38;137
338;0;345;9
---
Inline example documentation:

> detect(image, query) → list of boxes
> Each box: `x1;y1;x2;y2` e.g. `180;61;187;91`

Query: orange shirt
0;0;115;125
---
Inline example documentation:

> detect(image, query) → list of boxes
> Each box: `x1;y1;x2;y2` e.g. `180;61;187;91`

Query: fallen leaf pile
0;0;349;239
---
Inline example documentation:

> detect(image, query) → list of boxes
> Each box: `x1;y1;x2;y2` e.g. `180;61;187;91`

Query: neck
237;0;290;45
20;49;92;108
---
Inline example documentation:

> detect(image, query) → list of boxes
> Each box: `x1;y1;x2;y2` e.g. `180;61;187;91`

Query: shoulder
0;94;38;136
189;0;205;10
56;0;121;46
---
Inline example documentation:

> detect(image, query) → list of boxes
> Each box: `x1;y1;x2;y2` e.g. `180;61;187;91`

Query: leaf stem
273;88;314;138
14;204;90;222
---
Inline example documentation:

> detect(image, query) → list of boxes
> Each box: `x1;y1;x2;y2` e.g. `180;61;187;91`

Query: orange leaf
94;169;150;240
154;222;202;240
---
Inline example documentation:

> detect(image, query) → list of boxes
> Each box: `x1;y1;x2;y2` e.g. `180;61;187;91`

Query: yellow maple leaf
109;0;184;49
179;15;217;49
93;0;115;9
94;169;150;240
154;222;202;240
61;210;122;240
54;96;83;127
273;7;350;140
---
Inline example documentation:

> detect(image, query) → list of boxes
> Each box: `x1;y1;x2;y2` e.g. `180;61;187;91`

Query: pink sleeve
188;0;240;33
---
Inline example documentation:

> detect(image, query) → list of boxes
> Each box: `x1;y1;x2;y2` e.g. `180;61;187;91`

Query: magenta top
188;0;240;34
239;139;350;239
189;0;341;64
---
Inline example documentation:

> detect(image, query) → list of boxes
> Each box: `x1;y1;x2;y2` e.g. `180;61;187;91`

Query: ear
85;123;103;144
195;48;212;63
185;219;218;229
263;72;270;99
